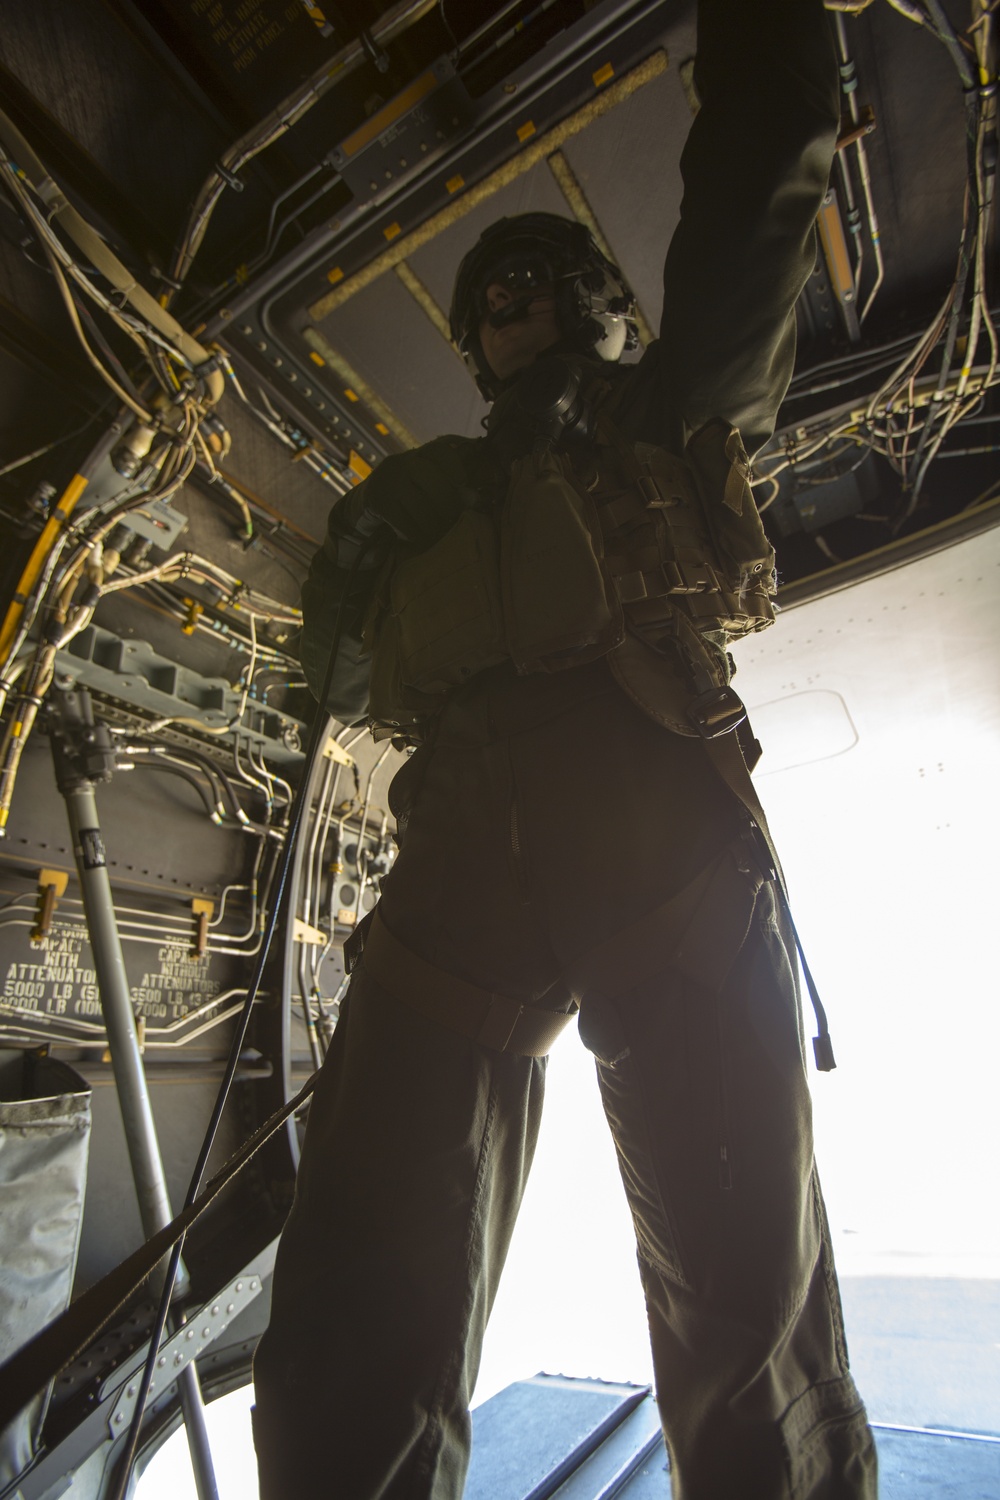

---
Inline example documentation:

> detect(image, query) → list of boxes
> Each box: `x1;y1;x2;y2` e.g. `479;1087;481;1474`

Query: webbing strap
701;726;836;1072
362;909;576;1057
0;1071;318;1435
561;835;765;1003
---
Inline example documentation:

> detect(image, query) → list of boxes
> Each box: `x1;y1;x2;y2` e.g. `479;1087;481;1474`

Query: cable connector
216;161;244;192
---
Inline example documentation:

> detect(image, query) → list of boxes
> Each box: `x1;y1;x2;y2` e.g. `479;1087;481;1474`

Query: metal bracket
190;897;214;959
107;1269;264;1435
293;917;328;946
322;736;355;767
31;867;69;943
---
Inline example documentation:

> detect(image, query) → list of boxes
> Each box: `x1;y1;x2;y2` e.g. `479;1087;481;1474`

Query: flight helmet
450;212;639;399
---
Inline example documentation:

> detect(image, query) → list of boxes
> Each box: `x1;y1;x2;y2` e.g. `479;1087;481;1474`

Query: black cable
150;749;228;819
794;446;874;487
902;92;984;517
72;293;147;407
109;531;382;1499
118;757;218;821
129;740;244;823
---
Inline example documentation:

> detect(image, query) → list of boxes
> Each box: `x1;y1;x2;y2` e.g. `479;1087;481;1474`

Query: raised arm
660;0;840;458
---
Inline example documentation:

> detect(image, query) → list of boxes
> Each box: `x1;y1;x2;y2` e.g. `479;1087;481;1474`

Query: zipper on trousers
714;994;733;1191
508;789;531;906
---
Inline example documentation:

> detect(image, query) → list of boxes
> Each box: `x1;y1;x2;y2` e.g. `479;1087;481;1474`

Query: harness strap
562;835;766;1003
361;909;576;1056
699;724;837;1072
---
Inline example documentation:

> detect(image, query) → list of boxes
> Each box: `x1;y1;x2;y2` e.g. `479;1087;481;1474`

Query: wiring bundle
757;0;998;537
0;85;397;1076
0;2;995;1495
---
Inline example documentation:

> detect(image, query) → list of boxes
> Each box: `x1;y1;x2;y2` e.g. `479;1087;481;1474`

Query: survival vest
363;363;777;742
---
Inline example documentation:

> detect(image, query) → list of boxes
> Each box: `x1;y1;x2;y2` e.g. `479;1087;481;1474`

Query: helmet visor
465;250;558;328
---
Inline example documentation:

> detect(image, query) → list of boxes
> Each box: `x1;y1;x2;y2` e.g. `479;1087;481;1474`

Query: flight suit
253;0;879;1495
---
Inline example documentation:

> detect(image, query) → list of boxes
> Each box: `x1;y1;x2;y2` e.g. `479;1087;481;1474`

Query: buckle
688;685;747;739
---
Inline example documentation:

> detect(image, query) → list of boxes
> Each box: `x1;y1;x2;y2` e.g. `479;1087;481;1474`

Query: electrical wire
115;756;220;821
106;530;379;1500
166;0;437;299
758;2;996;529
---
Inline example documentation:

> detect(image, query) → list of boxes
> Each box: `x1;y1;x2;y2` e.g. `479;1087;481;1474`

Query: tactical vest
363;384;776;742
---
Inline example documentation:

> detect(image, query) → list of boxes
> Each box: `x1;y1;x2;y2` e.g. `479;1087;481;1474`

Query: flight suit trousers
253;662;878;1499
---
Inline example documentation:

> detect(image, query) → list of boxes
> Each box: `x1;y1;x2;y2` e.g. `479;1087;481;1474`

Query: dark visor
469;250;557;319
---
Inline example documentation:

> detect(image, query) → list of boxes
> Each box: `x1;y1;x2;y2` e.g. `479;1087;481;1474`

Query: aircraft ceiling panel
0;4;998;1493
320;57;698;447
314;259;486;444
850;1;969;320
557;29;695;335
404;147;585;314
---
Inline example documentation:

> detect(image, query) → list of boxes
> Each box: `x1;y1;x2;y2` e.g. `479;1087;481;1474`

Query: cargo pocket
780;1374;878;1499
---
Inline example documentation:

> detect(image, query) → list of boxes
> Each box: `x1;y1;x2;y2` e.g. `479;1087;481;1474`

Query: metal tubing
65;784;182;1258
178;1365;220;1500
62;782;219;1500
171;0;438;289
834;13;884;323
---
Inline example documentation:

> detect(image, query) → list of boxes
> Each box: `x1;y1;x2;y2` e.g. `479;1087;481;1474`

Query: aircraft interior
0;0;997;1495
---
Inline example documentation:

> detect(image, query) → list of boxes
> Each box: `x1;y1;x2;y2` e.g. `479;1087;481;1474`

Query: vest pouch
502;446;624;674
367;606;447;735
390;507;507;694
684;420;776;637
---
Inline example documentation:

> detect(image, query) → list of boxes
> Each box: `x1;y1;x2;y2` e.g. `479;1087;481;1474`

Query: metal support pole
51;690;220;1500
64;778;187;1272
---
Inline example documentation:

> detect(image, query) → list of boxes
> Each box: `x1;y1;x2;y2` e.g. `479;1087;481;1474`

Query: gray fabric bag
0;1052;91;1487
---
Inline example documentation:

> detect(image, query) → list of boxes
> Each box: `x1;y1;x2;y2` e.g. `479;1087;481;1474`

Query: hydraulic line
902;96;990;514
0;422;120;678
297;752;336;1066
834;13;884;322
350;742;393;927
223;365;353;497
249;738;293;810
117;756;220;822
922;0;977;90
106;533;377;1500
167;0;437;297
0;111;223;398
458;0;561;71
123;741;243;824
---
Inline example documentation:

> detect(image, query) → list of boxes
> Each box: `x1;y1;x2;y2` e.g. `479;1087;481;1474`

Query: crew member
254;1;879;1494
